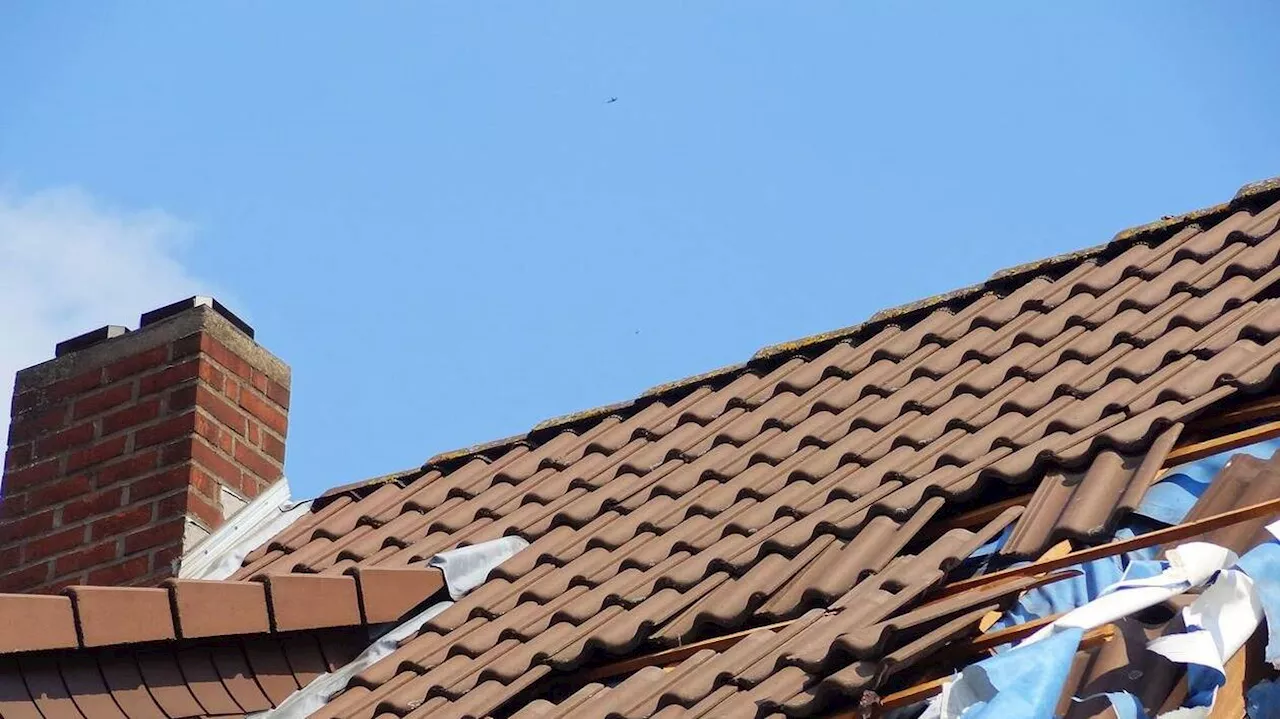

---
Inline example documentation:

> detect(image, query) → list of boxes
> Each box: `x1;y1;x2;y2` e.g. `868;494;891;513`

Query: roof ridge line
313;174;1280;506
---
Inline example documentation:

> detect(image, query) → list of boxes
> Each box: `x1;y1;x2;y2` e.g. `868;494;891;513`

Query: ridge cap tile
166;578;271;639
0;595;77;653
350;566;448;624
64;586;175;648
258;574;362;632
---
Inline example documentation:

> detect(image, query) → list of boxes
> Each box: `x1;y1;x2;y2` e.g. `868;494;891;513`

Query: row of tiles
0;567;444;653
0;630;367;719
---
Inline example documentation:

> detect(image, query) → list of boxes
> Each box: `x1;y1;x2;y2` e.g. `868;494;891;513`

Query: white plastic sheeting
429;535;530;600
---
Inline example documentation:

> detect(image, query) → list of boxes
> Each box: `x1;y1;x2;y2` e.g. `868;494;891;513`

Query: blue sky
3;3;1280;498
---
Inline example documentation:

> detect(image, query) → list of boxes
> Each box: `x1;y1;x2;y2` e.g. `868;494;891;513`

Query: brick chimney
0;298;290;593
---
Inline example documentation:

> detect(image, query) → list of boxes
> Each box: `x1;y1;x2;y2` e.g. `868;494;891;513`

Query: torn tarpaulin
1022;542;1238;646
939;627;1084;718
1146;521;1280;710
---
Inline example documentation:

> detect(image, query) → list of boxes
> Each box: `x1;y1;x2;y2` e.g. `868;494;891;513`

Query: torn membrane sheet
939;543;1240;718
1022;542;1239;646
938;628;1084;718
429;535;530;599
1146;520;1280;709
250;535;530;719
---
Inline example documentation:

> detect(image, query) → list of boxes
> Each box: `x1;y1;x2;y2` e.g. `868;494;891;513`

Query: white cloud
0;186;213;443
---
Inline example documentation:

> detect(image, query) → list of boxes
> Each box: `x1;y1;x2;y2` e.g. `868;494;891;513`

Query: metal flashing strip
180;478;311;580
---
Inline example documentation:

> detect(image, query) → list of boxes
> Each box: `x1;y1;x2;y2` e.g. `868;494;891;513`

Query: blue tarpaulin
943;627;1083;718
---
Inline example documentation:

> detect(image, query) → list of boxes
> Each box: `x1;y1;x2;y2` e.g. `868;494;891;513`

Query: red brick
157;489;222;528
246;421;261;447
249;369;268;394
151;544;182;575
199;362;227;393
0;544;20;568
8;403;69;443
4;442;32;470
0;563;50;593
133;411;196;449
167;384;197;411
201;336;253;380
123;520;184;554
32;576;84;595
95;450;161;488
127;467;189;503
0;493;26;518
48;368;104;401
170;334;203;360
10;388;43;415
190;439;242;487
189;466;220;501
261;431;286;463
194;413;234;454
87;555;148;585
195;386;247;436
90;504;153;540
34;422;95;456
222;377;241;404
28;475;91;511
238;390;287;436
138;359;199;396
26;525;87;561
71;382;134;420
233;439;281;482
103;346;169;382
54;541;118;576
101;398;161;436
61;487;125;524
160;441;193;465
0;510;55;545
2;459;61;491
266;380;290;410
188;493;223;529
65;435;128;473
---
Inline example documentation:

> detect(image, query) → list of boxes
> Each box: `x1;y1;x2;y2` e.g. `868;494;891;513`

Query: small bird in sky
605;97;618;104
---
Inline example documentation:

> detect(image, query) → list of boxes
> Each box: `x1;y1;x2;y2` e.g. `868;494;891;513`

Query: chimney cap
140;296;254;339
54;325;130;358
